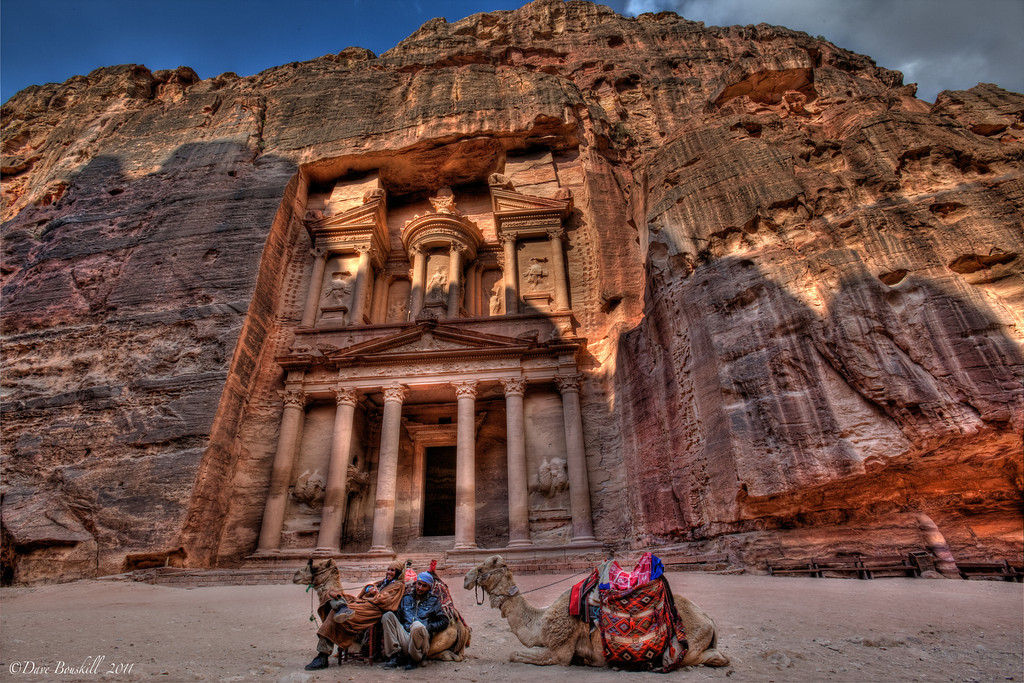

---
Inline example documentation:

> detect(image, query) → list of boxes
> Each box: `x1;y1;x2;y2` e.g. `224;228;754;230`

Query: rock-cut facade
1;0;1022;584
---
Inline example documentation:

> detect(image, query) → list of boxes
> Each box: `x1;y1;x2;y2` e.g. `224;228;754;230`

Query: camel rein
474;567;591;606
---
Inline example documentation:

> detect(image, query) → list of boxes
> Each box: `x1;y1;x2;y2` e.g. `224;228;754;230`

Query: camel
293;558;470;661
464;554;729;668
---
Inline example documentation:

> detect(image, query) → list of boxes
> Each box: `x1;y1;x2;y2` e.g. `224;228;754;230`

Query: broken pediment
489;186;573;217
304;192;390;254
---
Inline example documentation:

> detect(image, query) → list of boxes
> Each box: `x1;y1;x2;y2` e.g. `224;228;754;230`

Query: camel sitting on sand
293;559;469;661
464;554;729;668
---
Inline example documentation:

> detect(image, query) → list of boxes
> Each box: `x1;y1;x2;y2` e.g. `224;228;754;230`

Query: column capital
312;245;328;259
354;243;372;255
500;377;527;397
281;389;308;408
333;386;359;406
449;242;468;256
555;374;582;395
546;227;565;241
451;380;479;400
382;384;408;404
499;232;518;246
409;244;423;256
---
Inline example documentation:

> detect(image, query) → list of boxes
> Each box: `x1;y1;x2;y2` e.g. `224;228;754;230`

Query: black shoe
382;655;402;669
403;660;418;671
304;653;330;670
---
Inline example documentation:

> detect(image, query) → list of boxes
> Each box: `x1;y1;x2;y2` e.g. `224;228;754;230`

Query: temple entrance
422;445;457;536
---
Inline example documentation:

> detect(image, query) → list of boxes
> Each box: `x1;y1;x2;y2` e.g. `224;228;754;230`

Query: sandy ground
1;571;1021;683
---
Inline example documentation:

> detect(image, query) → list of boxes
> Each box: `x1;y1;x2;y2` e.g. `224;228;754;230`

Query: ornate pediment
322;322;534;364
304;192;390;255
490;187;573;217
490;187;573;239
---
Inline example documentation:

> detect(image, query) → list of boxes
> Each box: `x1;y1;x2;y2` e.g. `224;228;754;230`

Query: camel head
464;554;517;608
292;558;337;589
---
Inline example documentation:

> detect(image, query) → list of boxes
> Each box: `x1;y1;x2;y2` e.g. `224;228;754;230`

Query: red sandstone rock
1;0;1021;584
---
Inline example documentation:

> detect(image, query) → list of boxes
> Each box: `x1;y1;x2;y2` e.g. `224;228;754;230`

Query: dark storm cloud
624;0;1024;102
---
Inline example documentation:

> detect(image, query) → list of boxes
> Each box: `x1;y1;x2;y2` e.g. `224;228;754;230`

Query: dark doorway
423;445;456;536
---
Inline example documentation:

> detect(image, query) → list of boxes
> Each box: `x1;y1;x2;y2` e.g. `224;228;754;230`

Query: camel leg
510;642;576;666
674;596;730;667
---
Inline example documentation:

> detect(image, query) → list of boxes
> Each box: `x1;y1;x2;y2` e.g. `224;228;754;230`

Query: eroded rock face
2;0;1021;583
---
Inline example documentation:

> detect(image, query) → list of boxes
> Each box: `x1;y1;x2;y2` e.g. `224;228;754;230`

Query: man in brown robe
304;559;406;670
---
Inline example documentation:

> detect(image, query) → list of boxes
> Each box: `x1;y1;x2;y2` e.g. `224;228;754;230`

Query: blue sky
2;0;1022;105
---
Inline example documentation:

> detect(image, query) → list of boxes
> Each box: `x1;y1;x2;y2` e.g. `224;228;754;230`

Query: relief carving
323;271;353;307
537;457;568;496
426;268;448;303
489;280;503;315
524;257;549;291
293;469;326;508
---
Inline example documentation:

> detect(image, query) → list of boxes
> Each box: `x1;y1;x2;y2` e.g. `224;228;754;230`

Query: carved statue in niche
293;469;326;508
388;299;407;322
426;268;447;303
323;271;352;306
489;280;503;315
537;457;568;496
525;257;548;291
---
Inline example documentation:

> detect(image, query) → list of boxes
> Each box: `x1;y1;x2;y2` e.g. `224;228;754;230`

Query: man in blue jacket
381;572;450;670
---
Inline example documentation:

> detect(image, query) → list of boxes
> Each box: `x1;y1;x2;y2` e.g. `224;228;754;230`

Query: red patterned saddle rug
598;577;687;671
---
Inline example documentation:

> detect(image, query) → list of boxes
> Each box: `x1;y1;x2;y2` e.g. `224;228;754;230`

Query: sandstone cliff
2;0;1021;583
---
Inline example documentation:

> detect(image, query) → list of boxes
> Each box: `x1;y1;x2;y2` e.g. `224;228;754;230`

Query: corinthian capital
333;387;358;406
282;389;308;409
554;374;582;395
451;380;479;400
499;232;518;247
500;377;527;397
382;383;409;404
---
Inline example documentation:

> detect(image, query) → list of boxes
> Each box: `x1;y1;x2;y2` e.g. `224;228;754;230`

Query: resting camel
464;554;729;668
293;558;470;661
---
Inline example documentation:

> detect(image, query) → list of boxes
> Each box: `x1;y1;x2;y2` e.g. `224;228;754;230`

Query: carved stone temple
247;175;601;560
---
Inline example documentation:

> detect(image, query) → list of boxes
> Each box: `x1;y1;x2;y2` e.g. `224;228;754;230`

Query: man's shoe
382;654;402;669
403;660;418;671
304;653;330;671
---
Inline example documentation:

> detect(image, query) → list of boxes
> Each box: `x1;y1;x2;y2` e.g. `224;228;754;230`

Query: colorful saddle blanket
598;576;687;671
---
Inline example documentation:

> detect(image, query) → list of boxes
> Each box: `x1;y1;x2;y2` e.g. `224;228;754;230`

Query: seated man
305;559;406;671
381;572;450;670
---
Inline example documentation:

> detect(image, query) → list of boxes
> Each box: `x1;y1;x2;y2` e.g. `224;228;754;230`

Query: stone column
500;233;519;315
446;244;464;319
501;377;532;547
257;388;307;552
300;247;328;327
474;265;485;316
452;380;479;549
409;246;427;319
547;228;570;311
315;387;359;552
465;263;479;317
349;245;372;325
411;444;427;536
370;269;391;323
369;384;408;554
555;375;596;543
